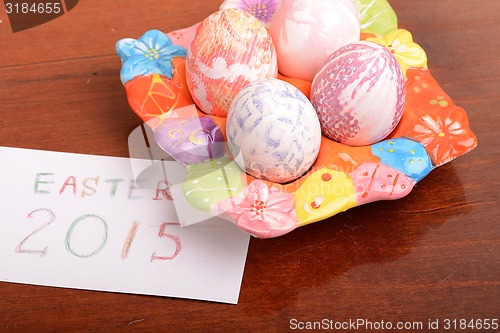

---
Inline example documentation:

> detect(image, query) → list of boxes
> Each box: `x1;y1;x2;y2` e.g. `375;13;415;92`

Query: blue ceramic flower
116;29;187;84
371;138;433;182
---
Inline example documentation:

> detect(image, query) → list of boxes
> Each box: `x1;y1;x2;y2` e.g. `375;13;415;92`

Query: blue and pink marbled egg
311;41;405;146
226;78;321;184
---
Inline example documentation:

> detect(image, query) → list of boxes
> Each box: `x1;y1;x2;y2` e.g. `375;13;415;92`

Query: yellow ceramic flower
367;29;427;77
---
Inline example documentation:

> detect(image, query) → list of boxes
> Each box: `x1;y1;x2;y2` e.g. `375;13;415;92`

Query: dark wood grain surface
0;0;498;332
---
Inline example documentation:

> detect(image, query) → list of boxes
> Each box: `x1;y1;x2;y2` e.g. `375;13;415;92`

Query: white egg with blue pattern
226;78;321;184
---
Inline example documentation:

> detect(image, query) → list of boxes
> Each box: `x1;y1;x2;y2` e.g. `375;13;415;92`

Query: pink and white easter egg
269;0;360;81
310;41;405;146
226;78;321;184
185;9;278;117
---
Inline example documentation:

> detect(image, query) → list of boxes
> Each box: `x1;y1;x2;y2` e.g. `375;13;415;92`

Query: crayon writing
15;208;55;257
151;222;182;262
153;180;173;200
121;221;140;260
65;214;108;259
34;173;172;201
14;208;181;261
81;177;100;198
33;173;55;194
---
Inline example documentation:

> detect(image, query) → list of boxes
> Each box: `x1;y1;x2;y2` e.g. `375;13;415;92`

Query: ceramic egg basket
116;0;477;238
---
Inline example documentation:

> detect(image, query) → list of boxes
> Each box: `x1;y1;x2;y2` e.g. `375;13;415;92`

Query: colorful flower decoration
367;29;427;77
354;0;398;36
406;107;477;167
116;29;187;84
215;180;299;238
351;162;414;205
293;168;357;226
156;116;226;166
182;157;244;212
220;0;281;27
389;68;478;167
116;20;478;238
371;138;433;182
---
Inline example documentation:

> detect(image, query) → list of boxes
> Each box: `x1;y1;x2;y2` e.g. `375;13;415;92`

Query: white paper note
0;147;250;304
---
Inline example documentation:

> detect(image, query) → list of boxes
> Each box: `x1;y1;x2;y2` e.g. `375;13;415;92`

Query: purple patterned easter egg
186;9;278;118
226;78;321;184
311;41;405;146
154;116;225;166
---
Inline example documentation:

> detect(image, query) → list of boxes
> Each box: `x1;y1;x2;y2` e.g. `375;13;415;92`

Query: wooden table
0;0;498;331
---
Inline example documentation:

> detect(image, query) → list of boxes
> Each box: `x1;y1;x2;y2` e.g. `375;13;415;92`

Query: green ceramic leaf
354;0;398;36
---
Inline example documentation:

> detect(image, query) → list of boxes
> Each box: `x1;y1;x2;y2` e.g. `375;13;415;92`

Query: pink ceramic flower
215;180;298;238
220;0;281;27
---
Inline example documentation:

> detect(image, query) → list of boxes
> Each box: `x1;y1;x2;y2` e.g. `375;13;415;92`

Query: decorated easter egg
269;0;360;81
186;9;278;117
311;41;405;146
226;78;321;184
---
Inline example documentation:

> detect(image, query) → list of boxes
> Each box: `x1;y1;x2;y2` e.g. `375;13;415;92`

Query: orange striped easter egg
185;8;278;117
